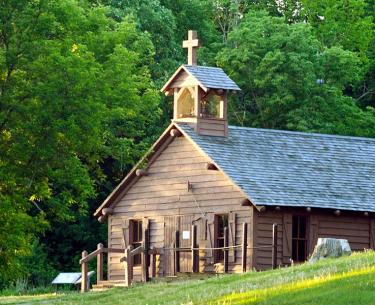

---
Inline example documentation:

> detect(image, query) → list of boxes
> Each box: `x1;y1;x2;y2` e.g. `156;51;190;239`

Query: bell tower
161;30;240;137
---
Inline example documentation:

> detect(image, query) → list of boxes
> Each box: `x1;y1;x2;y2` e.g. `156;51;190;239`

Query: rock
309;238;351;263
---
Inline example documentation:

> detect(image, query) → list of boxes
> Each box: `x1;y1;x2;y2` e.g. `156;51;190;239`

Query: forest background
0;0;374;289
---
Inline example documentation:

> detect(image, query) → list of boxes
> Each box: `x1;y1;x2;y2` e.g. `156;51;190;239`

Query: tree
301;0;373;56
217;11;375;136
0;0;161;286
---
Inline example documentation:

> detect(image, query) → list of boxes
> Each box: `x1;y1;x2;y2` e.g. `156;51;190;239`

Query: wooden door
179;215;194;272
164;216;178;276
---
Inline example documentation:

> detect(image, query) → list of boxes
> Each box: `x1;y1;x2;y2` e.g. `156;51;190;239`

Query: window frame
129;219;143;266
214;214;229;263
291;215;308;263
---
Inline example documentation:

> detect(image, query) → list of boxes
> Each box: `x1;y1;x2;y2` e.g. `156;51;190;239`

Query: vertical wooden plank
81;251;88;293
123;219;130;248
272;224;278;269
228;212;236;263
370;219;375;249
191;224;198;273
282;214;292;265
142;218;150;282
175;230;180;273
194;85;202;133
242;223;248;273
224;227;229;273
309;215;319;255
173;88;178;119
97;243;104;283
124;246;133;287
151;252;156;278
206;213;215;265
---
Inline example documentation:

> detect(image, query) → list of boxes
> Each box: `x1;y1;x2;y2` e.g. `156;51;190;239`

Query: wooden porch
80;223;278;293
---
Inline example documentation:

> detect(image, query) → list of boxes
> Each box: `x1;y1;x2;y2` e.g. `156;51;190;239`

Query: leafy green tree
217;11;375;136
301;0;373;56
0;0;160;286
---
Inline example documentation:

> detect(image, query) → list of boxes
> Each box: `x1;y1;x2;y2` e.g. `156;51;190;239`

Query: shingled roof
161;65;241;93
177;123;375;213
183;65;241;91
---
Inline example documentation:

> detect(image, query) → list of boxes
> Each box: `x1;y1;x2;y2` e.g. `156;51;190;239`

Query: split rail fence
79;223;278;293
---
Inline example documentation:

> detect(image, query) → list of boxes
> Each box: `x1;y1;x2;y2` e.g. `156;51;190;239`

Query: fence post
191;224;198;273
175;230;180;273
272;223;278;269
81;250;88;293
224;227;229;273
124;246;133;287
242;223;248;273
172;242;176;276
142;228;149;282
97;243;104;283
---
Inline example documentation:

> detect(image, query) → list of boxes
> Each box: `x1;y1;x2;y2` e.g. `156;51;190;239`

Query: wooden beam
364;212;369;217
124;246;133;287
334;210;341;216
142;226;150;282
170;128;182;137
257;206;266;212
191;225;198;273
150;250;157;278
97;243;104;283
175;230;180;273
80;248;101;264
98;215;105;223
272;224;278;269
102;208;113;216
136;169;148;177
306;207;312;213
224;227;229;273
81;251;88;293
275;206;281;211
241;223;248;273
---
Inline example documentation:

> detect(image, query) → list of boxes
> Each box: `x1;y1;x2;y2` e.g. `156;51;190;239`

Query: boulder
309;238;351;263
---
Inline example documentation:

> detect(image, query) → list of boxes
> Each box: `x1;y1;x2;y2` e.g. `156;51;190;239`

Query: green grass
1;251;375;305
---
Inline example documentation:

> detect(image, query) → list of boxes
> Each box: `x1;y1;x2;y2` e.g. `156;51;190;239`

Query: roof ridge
183;64;223;70
228;125;375;142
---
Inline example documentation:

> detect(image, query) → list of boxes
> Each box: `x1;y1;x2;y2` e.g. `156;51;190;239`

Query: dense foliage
0;0;373;289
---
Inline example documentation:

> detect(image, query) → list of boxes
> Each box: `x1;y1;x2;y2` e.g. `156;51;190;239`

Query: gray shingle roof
178;123;375;212
183;65;241;91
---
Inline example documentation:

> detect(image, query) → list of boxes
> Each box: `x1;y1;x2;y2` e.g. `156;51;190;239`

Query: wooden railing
80;244;125;292
80;223;278;293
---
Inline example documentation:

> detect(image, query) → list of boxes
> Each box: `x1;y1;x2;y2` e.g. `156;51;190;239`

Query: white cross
183;30;200;66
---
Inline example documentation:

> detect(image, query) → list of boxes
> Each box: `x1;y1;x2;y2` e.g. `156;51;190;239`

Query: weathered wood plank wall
254;209;374;270
108;136;250;281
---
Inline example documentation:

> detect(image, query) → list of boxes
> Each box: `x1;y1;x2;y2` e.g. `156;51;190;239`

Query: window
200;92;222;119
177;87;195;118
292;216;307;262
130;219;142;265
214;214;228;262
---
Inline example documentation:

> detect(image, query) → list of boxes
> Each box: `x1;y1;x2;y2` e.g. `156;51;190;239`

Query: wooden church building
93;31;375;284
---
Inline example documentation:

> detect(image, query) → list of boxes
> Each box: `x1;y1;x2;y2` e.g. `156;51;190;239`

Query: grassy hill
1;251;375;305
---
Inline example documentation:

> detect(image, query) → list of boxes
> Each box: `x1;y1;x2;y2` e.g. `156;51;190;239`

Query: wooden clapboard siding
252;208;374;271
108;136;250;280
317;215;370;250
196;118;228;137
253;210;283;270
